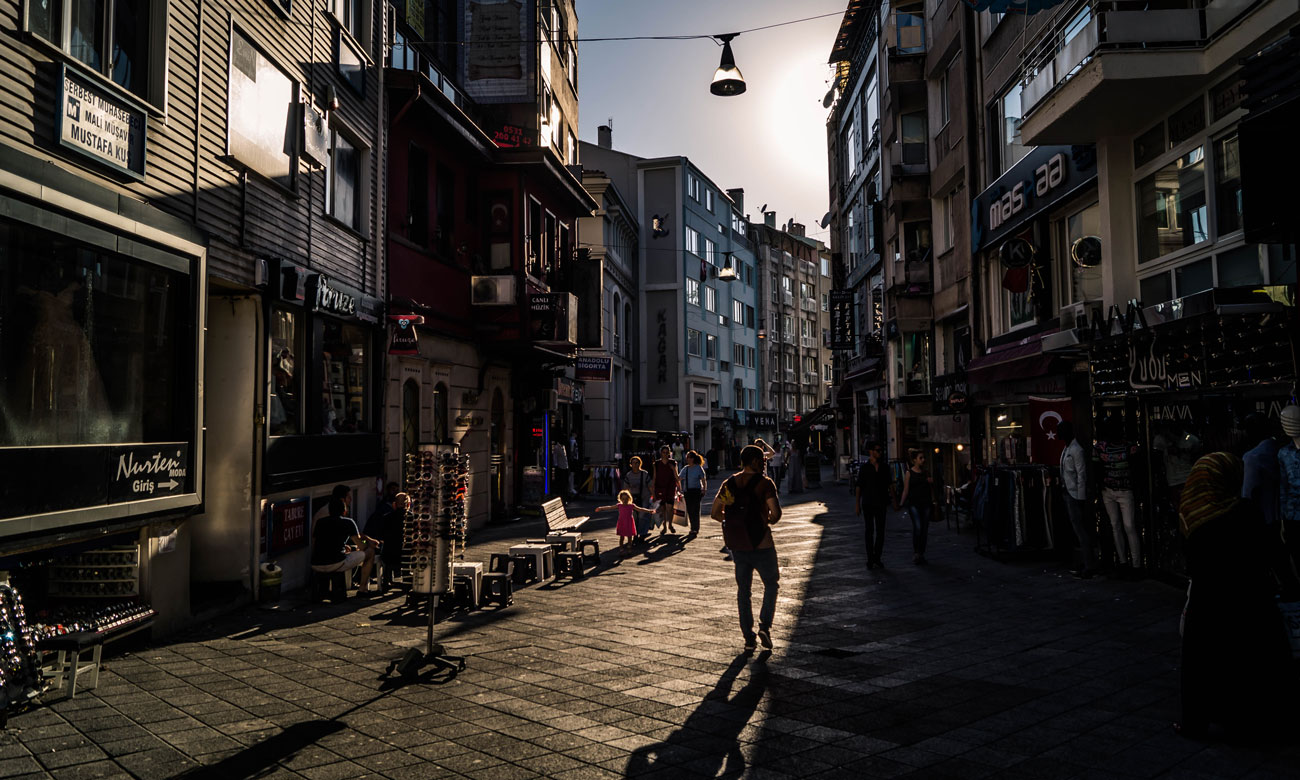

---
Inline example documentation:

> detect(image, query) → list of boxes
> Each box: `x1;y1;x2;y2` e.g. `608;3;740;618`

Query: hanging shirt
1094;440;1138;491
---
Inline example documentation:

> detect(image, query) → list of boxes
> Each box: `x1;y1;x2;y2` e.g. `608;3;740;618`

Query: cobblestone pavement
4;476;1299;779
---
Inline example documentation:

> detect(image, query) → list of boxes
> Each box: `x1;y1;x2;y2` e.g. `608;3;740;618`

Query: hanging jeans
731;547;780;641
1102;487;1140;566
684;488;703;535
1063;493;1096;571
908;504;932;555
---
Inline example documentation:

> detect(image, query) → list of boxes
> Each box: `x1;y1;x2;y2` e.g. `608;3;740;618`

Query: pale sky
577;1;845;241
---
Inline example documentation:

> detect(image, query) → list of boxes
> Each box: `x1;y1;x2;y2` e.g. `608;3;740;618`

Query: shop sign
555;377;575;402
749;411;777;428
932;375;969;414
315;275;358;317
972;145;1097;251
455;413;484;427
529;293;574;342
1127;337;1203;392
575;355;612;382
656;308;669;384
107;444;189;503
267;497;310;557
492;123;534;148
388;314;424;355
828;290;855;350
57;65;147;180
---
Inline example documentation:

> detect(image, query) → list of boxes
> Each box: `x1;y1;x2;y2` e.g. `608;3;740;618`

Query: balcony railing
1020;0;1260;117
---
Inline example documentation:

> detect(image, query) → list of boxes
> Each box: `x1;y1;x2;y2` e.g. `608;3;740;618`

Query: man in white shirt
1058;421;1096;578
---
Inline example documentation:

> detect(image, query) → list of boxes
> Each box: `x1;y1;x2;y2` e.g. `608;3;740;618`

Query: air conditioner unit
471;275;517;306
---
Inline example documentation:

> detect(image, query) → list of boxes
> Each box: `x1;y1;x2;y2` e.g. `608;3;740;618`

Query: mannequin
1278;405;1300;576
1095;417;1141;572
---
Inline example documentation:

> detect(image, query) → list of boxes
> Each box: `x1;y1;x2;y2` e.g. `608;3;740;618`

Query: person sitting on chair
311;497;379;596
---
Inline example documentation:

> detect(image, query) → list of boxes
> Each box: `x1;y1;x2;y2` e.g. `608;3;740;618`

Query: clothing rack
971;464;1067;561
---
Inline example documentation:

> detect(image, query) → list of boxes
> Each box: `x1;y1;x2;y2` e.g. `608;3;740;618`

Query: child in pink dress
596;490;655;556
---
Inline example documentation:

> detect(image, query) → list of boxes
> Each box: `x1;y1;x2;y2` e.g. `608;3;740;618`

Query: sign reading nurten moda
57;65;147;179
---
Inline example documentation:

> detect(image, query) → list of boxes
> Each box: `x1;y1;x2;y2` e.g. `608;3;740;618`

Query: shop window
1139;273;1172;306
895;4;926;54
1214;132;1242;235
894;331;931;397
433;382;448;443
320;321;369;433
270;309;302;436
0;217;193;447
989;405;1028;464
27;0;166;106
901;112;927;165
1136;146;1207;264
228;28;297;190
1175;257;1213;296
327;126;365;231
1061;202;1102;304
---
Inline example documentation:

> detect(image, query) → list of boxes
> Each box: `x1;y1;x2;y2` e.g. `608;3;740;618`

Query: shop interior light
996;414;1008;422
956;444;964;451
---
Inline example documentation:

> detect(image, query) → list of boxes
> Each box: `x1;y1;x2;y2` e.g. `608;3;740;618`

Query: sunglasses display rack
403;445;469;598
0;583;43;721
45;544;140;599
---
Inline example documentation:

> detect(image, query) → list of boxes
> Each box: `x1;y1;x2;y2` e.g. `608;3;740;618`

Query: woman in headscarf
1175;452;1291;739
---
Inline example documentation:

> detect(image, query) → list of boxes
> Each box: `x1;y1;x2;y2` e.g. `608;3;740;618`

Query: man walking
1058;421;1097;578
855;441;892;569
712;445;782;651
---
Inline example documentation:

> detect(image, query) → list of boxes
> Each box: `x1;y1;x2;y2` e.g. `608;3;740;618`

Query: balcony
801;336;818;349
801;297;817;312
1019;0;1284;145
890;260;932;296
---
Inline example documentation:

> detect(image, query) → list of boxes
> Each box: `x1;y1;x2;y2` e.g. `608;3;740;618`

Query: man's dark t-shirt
856;460;892;508
312;515;360;566
720;472;778;552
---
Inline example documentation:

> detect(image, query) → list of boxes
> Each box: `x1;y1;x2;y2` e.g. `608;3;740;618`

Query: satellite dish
822;88;836;108
819;212;832;229
1071;236;1102;267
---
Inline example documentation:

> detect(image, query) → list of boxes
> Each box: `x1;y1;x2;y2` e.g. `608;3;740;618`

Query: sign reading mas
972;145;1097;252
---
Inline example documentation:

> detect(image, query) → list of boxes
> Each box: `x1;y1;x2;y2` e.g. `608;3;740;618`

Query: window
328;127;363;231
783;315;793;340
335;0;367;42
685;226;700;256
895;331;931;397
687;172;700;201
864;70;879;143
845;110;860;176
998;83;1028;174
934;192;953;253
705;334;717;360
704;285;717;312
687;329;702;356
321;320;370;433
0;216;194;447
824;363;833;382
747;347;756;368
734;343;745;366
804;355;817;374
336;25;366;95
228;29;297;189
27;0;164;104
1136;146;1207;264
612;292;622;354
821;256;830;276
706;190;715;212
1061;202;1102;304
745;305;755;328
903;221;933;264
784;353;794;371
748;389;757;409
733;299;744;323
1215;132;1242;235
782;276;793;294
686;278;700;307
432;382;448;443
624;302;633;359
734;380;746;409
1175;257;1213;296
901;112;927;164
527;198;543;278
270;309;303;436
704;238;716;266
896;4;926;53
821;293;829;312
939;65;951;126
407;145;428;246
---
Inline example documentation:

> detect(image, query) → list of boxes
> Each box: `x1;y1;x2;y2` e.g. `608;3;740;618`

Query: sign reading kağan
57;65;147;179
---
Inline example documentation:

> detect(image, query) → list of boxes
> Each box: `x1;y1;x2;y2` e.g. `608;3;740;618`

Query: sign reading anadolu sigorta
57;65;147;179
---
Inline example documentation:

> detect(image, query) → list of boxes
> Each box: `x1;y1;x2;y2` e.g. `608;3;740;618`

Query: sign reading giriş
108;444;189;502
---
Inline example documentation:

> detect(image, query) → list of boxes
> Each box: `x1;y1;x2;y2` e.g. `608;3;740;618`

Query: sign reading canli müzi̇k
57;65;147;179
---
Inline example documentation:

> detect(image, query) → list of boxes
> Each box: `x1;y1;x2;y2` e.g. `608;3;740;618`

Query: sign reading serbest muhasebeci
58;66;147;179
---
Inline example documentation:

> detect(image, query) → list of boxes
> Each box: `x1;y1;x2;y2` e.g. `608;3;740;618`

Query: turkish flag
1029;396;1072;465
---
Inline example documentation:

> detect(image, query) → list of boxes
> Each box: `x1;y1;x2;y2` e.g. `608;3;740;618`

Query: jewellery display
403;447;469;596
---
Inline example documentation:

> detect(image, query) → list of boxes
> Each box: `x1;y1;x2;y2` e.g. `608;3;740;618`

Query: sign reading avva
57;65;147;179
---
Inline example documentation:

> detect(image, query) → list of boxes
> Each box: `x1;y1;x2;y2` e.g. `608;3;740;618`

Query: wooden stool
38;632;103;700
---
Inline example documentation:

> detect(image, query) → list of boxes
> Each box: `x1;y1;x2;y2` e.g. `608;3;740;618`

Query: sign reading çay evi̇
57;65;147;179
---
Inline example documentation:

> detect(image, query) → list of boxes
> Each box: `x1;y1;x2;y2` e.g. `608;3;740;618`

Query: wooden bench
533;498;599;566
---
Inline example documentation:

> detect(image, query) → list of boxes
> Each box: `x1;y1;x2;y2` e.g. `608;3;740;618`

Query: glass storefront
320;319;369;434
0;218;193;447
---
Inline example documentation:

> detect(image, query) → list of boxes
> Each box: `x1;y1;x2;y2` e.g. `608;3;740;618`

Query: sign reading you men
58;65;147;179
108;444;189;503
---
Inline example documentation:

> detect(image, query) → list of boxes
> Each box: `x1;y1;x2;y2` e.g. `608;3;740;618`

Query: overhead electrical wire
400;10;845;48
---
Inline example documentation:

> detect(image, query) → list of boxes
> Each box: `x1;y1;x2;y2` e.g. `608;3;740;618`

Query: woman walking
897;448;934;564
652;445;681;534
621;456;653;541
1175;452;1291;739
680;451;708;539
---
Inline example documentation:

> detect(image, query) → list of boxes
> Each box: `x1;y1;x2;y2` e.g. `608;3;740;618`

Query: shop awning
966;340;1054;386
843;358;883;385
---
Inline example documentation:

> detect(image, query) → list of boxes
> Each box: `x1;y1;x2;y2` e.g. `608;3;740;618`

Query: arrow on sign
159;479;179;490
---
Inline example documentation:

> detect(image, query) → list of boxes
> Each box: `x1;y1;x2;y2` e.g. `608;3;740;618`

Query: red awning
965;339;1054;386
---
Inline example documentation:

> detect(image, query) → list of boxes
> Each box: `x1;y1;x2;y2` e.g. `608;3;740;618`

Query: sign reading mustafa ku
57;66;147;179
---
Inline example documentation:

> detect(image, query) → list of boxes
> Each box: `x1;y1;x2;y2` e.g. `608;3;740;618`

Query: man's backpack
726;474;768;549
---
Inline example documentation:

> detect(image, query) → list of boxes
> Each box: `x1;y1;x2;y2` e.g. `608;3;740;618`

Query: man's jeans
731;547;780;639
1064;493;1095;570
863;504;886;561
